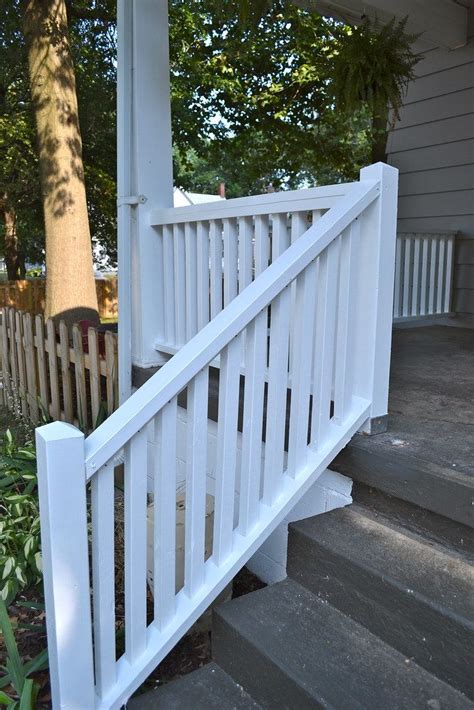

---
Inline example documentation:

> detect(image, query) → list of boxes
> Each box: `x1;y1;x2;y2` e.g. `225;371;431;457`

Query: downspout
117;0;133;403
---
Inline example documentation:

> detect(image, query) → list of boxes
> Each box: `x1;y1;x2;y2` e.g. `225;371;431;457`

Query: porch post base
132;363;161;389
363;414;389;435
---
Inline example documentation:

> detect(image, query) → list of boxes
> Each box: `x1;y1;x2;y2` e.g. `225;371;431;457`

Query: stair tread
127;662;261;709
290;503;474;622
214;579;473;709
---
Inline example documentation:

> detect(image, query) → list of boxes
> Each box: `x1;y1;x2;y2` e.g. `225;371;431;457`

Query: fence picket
162;225;175;344
59;321;73;423
15;311;28;419
35;315;48;419
46;319;61;421
24;313;39;423
88;328;101;426
105;331;117;416
8;309;19;410
72;324;88;430
1;309;12;401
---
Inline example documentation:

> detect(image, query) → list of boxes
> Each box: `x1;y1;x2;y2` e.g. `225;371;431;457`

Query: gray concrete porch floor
334;325;474;526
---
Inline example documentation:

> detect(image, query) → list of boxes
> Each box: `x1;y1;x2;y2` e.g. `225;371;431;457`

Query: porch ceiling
306;0;470;49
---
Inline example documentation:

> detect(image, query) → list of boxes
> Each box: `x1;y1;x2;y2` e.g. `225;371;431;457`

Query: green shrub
0;432;41;606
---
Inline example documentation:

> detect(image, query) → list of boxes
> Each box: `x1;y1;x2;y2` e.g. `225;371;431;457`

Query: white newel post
355;162;399;433
35;422;95;707
118;0;173;395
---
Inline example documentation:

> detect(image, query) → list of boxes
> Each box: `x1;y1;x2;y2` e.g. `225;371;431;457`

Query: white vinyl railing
36;163;398;710
150;184;358;353
393;232;456;320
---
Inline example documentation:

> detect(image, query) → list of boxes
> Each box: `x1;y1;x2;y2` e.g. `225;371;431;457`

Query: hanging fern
331;16;422;161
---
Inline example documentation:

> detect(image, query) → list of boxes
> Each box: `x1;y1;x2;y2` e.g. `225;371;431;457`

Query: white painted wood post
355;163;398;433
35;422;95;708
127;0;173;370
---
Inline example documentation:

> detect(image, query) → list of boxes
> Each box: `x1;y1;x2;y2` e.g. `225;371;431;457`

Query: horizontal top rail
150;182;359;226
85;179;379;478
397;231;458;237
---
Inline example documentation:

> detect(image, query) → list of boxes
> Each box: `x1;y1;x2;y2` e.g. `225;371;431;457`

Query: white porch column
118;0;173;400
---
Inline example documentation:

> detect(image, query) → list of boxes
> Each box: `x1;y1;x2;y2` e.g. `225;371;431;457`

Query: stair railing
393;231;456;320
36;163;398;709
150;182;360;353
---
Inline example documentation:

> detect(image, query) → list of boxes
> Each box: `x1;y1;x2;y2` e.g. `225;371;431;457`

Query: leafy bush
0;432;41;606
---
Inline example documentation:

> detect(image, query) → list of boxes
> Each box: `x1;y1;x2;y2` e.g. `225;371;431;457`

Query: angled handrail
85;179;379;477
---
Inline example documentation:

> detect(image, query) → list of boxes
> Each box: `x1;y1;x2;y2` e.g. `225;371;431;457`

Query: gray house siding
386;42;474;315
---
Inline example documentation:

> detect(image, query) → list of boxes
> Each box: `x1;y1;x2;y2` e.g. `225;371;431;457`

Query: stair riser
213;614;324;710
288;527;474;699
332;448;473;528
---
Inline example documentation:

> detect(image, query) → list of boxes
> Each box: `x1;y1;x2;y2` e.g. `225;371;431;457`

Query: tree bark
1;201;24;280
23;0;99;327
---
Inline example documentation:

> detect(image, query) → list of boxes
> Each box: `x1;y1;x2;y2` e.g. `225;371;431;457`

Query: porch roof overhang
305;0;470;49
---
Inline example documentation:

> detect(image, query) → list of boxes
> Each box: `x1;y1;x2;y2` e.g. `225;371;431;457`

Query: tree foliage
0;1;419;267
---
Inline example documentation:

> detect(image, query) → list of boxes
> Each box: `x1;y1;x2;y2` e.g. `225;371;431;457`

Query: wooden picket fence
0;278;118;320
0;307;119;431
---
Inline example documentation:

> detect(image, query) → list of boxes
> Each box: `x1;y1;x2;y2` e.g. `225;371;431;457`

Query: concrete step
331;420;474;528
288;500;474;698
127;662;261;709
213;578;473;709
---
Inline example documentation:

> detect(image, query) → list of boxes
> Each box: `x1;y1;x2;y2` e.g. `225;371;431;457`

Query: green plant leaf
19;679;38;710
0;601;25;695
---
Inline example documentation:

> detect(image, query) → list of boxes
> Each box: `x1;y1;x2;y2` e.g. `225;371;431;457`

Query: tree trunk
2;202;23;280
23;0;99;327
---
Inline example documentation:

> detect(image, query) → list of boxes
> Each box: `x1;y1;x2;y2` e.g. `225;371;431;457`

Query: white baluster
334;220;360;425
437;237;446;314
124;427;148;662
197;221;210;331
210;219;223;318
163;224;175;345
254;214;270;276
287;259;318;477
223;218;238;307
239;311;267;535
412;236;421;316
429;237;437;315
173;223;186;345
184;369;209;596
420;237;429;316
154;397;178;629
92;462;116;697
311;239;339;446
185;222;198;340
403;237;411;318
263;286;291;505
213;337;241;564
